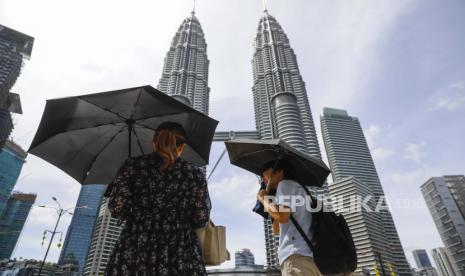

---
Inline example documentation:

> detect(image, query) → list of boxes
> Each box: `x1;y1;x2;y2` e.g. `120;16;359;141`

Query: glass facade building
58;184;106;273
235;248;256;268
413;249;433;268
0;192;36;260
0;140;27;216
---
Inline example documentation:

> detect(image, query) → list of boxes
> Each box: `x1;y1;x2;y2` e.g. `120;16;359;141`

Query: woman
105;122;211;276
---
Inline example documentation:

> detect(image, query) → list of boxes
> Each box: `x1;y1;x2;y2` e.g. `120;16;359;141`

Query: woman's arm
108;159;135;220
191;167;211;229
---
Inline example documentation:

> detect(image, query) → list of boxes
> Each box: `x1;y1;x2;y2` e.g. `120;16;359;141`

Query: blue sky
1;0;464;269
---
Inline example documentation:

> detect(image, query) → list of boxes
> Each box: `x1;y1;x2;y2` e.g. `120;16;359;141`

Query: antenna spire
192;0;196;14
262;0;267;12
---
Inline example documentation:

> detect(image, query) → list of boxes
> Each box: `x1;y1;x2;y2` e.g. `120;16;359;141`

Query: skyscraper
251;10;323;268
0;140;28;215
0;192;36;260
0;25;33;147
59;184;106;273
84;11;211;274
157;11;210;114
327;176;387;274
320;107;412;275
83;198;123;276
421;176;465;275
431;247;457;276
413;249;433;268
235;248;256;268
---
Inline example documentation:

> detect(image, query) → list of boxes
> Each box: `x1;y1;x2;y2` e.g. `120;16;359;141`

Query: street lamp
37;197;88;276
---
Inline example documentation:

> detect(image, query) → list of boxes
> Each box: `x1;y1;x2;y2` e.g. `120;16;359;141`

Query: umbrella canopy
225;138;330;187
29;85;218;185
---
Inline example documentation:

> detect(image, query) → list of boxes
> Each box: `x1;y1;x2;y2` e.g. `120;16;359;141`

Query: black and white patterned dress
105;152;211;276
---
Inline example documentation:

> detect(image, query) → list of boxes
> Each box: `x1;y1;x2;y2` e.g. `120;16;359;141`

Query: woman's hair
153;122;187;171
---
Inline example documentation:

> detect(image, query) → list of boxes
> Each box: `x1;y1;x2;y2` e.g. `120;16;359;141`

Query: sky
1;0;465;270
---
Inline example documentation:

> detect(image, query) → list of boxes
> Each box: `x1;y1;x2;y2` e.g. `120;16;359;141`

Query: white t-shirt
275;179;313;266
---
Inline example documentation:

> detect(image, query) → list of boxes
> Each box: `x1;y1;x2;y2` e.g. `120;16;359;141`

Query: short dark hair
262;159;296;180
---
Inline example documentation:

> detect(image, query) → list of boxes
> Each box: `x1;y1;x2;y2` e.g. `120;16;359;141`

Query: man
257;159;323;276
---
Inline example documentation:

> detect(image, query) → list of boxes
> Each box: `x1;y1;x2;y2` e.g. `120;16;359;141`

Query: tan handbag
195;220;230;266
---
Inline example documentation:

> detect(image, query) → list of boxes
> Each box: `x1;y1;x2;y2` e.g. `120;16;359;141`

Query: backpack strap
290;214;315;252
289;183;318;253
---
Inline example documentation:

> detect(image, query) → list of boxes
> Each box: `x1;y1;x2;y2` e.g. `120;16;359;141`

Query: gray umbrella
224;138;330;187
28;85;218;185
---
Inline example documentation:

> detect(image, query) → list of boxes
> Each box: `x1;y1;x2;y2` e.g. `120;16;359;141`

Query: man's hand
257;189;291;224
272;219;280;235
257;189;267;204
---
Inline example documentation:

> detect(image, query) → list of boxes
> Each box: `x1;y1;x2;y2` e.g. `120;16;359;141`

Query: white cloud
364;124;394;161
209;173;260;212
371;147;394;160
404;141;427;163
390;166;443;189
430;81;465;111
364;124;382;148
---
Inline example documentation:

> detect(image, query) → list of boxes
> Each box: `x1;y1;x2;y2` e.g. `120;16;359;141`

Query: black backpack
289;183;357;275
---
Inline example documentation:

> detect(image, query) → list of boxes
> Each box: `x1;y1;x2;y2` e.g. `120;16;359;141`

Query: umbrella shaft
128;124;133;158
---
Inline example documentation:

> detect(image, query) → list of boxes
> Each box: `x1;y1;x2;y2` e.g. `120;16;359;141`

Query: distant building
58;184;106;274
320;107;412;275
235;249;256;268
413;249;433;268
0;259;79;276
207;267;277;276
431;247;456;276
0;140;27;215
421;176;465;275
0;25;33;147
83;198;123;276
0;192;36;260
413;267;439;276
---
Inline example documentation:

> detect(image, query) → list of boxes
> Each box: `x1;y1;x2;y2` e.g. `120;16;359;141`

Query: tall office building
327;176;388;274
251;10;323;268
431;247;457;276
0;140;27;215
235;248;256;268
421;176;465;275
83;198;123;275
0;192;36;260
321;107;411;275
58;184;106;273
84;11;211;274
0;25;33;147
157;11;210;114
413;249;433;269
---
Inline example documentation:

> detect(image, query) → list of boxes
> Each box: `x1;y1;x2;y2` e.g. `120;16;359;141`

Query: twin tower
157;10;322;158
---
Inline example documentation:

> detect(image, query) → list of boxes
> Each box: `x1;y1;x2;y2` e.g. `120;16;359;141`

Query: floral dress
105;152;211;276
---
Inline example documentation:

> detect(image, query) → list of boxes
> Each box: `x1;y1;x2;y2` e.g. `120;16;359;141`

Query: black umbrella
28;85;218;186
224;138;330;187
